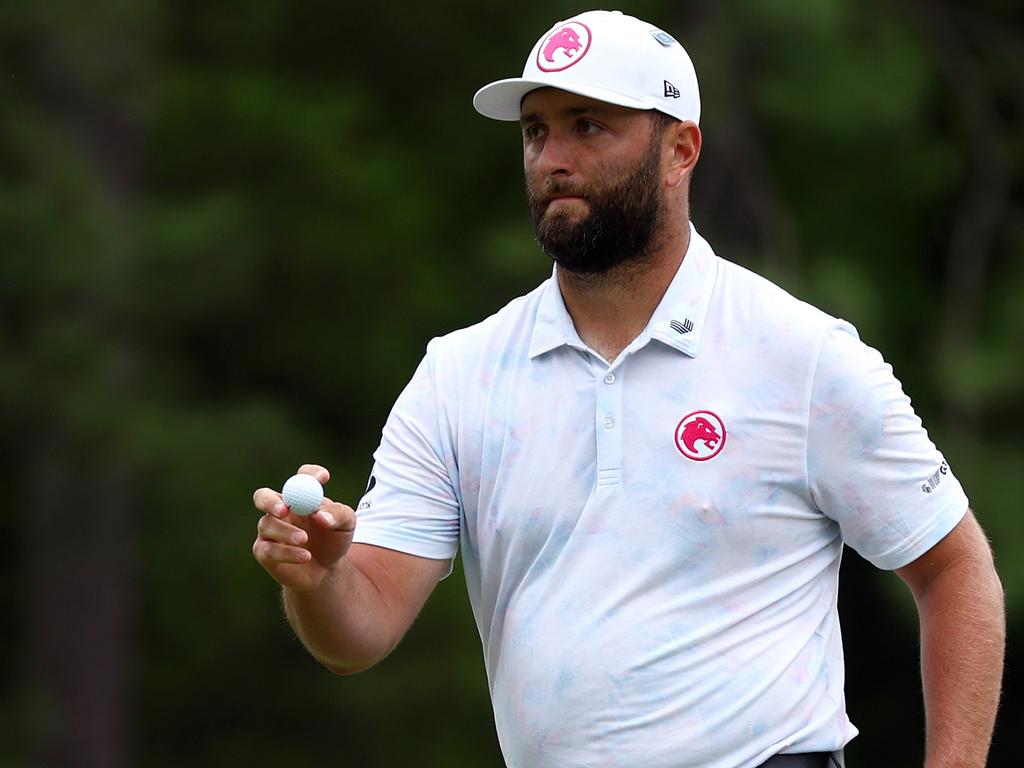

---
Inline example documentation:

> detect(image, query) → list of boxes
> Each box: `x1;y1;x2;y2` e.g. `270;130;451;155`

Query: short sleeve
807;322;969;570
352;340;461;571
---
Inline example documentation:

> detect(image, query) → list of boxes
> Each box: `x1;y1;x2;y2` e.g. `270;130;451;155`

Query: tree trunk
28;439;136;768
23;14;143;765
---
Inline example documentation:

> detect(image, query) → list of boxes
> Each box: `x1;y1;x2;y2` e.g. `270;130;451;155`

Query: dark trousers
758;750;845;768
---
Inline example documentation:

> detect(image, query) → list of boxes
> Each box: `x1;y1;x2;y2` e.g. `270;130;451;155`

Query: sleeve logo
358;474;377;511
921;461;949;494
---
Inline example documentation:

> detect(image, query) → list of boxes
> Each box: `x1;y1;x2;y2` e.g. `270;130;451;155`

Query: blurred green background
1;0;1021;765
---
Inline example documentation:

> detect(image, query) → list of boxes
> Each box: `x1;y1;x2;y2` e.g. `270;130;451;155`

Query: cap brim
473;78;654;121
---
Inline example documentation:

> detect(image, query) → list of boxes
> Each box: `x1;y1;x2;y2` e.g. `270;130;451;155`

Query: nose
532;129;576;178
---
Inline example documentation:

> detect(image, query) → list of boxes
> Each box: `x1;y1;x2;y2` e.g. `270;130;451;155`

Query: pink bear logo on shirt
681;417;720;453
675;411;727;462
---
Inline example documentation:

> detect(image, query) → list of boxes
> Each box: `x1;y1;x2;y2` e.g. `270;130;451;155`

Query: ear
665;122;701;189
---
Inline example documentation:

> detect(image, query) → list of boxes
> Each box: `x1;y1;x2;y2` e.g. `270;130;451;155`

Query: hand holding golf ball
252;465;358;592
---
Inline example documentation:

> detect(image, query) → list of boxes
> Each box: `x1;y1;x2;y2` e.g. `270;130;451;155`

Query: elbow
327;663;364;675
322;649;392;676
326;662;369;676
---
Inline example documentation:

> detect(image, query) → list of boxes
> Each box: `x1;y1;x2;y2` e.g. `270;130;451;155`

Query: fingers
257;513;309;546
253;512;322;588
253;515;312;568
297;464;331;484
252;539;312;565
253;487;287;518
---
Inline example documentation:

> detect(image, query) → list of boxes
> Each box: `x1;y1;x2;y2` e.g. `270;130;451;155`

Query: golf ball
281;474;324;516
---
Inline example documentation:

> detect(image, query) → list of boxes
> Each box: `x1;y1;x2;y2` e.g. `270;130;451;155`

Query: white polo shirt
353;224;969;768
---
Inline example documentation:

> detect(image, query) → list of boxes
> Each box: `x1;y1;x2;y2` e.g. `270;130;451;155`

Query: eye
577;118;602;136
523;124;546;141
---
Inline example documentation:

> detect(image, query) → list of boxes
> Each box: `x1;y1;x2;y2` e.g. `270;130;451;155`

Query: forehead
519;87;649;123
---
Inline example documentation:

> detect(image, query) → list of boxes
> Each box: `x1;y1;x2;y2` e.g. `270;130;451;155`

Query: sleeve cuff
866;498;969;571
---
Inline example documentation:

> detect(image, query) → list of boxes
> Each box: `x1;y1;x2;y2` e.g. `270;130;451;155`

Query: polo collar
528;222;719;360
528;266;589;358
645;223;718;357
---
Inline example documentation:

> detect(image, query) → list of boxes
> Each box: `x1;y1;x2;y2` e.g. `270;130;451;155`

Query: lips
543;195;587;217
545;192;587;206
543;183;586;203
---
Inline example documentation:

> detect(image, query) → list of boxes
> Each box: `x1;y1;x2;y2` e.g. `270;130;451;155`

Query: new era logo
664;80;680;99
670;318;694;335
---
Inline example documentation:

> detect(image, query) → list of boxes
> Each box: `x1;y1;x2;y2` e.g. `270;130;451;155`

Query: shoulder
709;256;849;367
422;279;549;379
717;257;836;333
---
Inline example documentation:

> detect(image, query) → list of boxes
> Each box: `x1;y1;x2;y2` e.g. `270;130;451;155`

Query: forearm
915;556;1005;768
283;557;400;674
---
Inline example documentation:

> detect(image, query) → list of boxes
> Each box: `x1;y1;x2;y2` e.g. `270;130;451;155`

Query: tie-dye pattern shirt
353;224;969;768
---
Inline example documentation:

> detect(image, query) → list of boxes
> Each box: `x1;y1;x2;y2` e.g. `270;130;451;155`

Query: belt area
758;750;845;768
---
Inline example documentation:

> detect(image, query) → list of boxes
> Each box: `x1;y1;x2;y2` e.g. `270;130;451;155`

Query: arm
283;543;450;674
895;509;1005;768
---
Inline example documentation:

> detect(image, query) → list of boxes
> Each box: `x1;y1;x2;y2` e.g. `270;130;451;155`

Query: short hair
650;110;681;135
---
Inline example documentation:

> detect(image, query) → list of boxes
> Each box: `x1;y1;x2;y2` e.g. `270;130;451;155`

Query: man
252;11;1004;768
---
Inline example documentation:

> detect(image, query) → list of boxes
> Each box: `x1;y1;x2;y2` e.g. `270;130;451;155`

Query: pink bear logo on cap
537;22;592;72
544;28;581;62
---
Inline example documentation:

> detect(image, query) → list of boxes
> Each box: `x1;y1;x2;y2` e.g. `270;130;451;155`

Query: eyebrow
519;105;613;125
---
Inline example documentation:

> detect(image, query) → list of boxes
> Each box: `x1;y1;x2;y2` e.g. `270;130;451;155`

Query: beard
527;135;663;276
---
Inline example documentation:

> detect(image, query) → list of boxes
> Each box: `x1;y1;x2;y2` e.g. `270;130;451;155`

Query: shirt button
604;415;615;429
604;373;615;384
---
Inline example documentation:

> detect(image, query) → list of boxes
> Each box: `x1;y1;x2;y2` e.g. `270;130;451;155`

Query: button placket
595;364;623;485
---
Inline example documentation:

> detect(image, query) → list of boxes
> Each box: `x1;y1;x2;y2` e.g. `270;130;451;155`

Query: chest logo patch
675;410;727;462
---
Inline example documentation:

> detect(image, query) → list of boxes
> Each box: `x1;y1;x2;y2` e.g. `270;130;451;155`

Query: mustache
532;181;589;205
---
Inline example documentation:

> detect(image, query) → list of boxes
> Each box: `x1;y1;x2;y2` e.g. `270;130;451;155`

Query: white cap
473;10;700;125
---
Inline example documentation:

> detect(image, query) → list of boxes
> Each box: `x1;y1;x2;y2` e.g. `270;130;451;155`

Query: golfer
252;11;1004;767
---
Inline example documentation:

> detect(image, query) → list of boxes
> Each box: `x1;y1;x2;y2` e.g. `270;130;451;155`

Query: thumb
312;501;356;534
306;501;357;568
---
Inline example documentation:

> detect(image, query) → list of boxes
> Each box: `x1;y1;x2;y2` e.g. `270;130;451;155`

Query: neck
557;219;691;364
